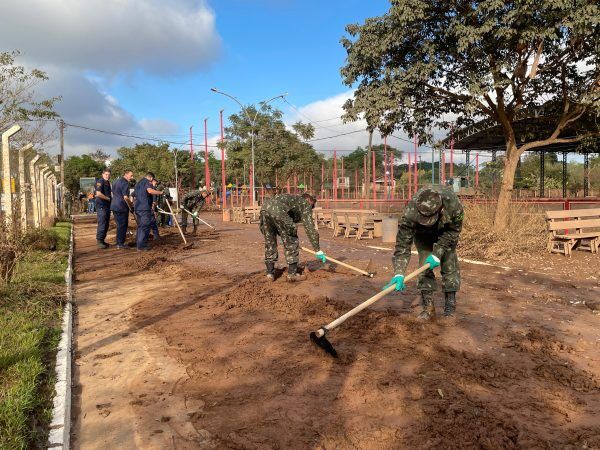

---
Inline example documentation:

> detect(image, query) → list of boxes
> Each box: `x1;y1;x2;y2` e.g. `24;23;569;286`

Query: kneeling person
384;186;464;321
259;192;326;282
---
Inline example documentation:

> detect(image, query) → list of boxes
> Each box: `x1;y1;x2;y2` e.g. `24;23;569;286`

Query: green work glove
425;254;441;269
315;250;326;263
383;274;405;291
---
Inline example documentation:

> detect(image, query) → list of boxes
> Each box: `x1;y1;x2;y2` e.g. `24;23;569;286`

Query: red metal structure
189;126;195;190
220;110;226;208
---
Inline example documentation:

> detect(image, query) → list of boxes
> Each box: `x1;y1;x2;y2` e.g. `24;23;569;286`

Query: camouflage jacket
182;190;206;214
261;193;320;251
393;186;464;275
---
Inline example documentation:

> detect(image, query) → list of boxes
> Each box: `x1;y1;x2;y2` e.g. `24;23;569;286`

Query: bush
458;203;547;261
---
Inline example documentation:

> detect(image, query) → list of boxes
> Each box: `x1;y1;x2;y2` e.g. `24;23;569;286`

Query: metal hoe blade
310;331;338;358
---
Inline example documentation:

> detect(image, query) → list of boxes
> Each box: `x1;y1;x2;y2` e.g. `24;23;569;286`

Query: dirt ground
71;212;600;449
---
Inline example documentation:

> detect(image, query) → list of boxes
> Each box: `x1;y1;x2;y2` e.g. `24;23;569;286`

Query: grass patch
0;222;70;449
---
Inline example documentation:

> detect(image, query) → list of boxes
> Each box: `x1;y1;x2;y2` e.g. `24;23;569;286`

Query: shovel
310;263;431;357
165;200;191;248
301;247;374;277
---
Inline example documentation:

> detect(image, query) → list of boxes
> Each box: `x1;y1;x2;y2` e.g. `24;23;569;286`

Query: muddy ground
71;213;600;449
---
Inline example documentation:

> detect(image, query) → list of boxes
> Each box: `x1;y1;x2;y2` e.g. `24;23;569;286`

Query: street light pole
210;88;287;205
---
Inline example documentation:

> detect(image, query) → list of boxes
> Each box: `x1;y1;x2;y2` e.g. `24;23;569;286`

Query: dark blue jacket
111;177;131;212
95;178;112;208
134;178;153;212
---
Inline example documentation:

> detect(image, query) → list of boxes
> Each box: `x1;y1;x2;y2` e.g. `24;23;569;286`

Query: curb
47;224;74;449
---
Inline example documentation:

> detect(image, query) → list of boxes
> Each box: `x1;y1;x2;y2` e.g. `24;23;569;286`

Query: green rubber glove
383;274;405;291
315;250;326;263
425;254;441;269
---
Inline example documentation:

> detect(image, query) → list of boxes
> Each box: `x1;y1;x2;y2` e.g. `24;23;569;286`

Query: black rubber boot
97;240;109;249
443;292;457;318
417;291;436;321
287;263;306;282
266;262;275;282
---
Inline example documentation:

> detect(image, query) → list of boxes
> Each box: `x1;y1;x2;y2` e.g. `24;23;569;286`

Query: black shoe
442;292;457;319
97;240;109;249
116;244;129;250
136;246;150;252
286;263;306;282
266;262;275;282
417;292;436;321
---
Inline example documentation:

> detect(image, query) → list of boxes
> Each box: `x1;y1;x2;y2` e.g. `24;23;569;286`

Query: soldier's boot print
417;291;436;321
286;263;306;282
266;261;275;282
441;292;457;323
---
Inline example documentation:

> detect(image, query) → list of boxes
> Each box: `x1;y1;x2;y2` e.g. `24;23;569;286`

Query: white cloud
36;67;183;155
286;92;474;165
0;1;221;155
0;0;220;75
285;91;415;160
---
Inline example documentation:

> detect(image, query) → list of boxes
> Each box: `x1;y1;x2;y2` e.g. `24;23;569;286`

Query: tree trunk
493;141;520;232
366;130;373;198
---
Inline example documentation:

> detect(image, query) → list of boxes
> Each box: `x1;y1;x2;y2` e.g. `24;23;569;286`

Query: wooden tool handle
166;200;187;245
315;264;431;338
301;246;371;277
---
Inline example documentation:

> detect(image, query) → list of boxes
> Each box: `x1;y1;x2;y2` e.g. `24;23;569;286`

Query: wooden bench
356;213;375;240
242;206;261;224
332;212;348;237
545;208;600;256
232;207;244;223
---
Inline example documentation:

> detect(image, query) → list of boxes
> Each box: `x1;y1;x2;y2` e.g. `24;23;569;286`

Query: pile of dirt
133;271;600;448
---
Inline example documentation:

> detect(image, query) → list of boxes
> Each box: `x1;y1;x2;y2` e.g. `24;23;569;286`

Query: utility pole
60;120;65;186
60;120;65;213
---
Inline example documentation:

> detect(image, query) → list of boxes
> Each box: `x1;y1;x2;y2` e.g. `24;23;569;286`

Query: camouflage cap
414;187;442;226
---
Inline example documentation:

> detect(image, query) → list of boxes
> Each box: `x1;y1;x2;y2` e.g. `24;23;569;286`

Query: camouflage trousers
415;233;460;293
259;211;299;265
181;208;199;229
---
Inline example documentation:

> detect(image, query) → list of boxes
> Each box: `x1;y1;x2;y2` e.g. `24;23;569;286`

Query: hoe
310;263;431;357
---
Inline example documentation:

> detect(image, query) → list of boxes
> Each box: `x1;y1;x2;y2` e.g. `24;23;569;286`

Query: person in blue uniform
133;172;164;251
95;168;112;249
111;169;134;249
150;178;161;241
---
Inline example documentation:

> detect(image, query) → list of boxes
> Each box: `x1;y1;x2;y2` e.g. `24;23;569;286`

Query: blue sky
106;0;391;140
0;0;394;156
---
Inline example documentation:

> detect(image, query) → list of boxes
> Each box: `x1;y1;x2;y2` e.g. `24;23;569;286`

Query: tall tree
64;154;105;194
0;50;60;147
225;106;323;187
341;1;599;230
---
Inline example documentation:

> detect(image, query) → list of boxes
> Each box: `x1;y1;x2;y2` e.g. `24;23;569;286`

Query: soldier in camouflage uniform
384;186;464;321
181;189;211;233
259;192;326;282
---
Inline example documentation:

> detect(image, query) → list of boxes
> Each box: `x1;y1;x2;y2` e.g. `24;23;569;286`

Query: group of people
94;169;164;251
258;186;464;321
92;169;213;251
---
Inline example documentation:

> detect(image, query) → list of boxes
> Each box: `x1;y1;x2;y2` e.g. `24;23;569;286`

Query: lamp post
210;88;287;205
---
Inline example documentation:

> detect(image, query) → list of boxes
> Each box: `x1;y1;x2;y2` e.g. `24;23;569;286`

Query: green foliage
0;222;69;449
64;154;105;194
225;106;323;186
109;142;222;189
0;50;60;147
341;1;599;139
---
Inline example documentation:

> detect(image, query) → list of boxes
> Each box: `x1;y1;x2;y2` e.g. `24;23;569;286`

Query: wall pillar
2;124;22;223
